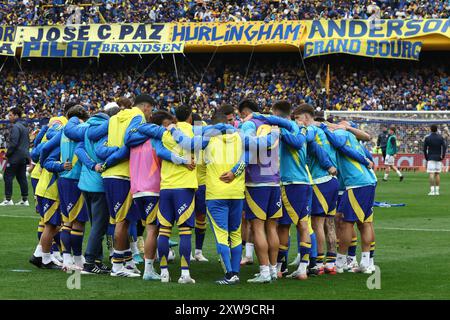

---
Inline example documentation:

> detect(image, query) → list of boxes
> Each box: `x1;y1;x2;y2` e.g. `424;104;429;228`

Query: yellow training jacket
205;132;245;200
102;107;145;178
160;122;198;190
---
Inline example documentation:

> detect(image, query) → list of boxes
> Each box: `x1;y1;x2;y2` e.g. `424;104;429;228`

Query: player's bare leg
265;219;279;276
247;219;271;282
356;222;375;273
324;216;337;273
336;220;353;273
241;215;254;265
40;224;60;269
143;224;160;280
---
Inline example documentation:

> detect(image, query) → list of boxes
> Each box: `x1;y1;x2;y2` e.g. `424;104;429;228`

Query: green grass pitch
0;172;449;300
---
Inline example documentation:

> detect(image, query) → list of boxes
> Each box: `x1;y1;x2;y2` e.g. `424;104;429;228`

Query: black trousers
4;161;28;200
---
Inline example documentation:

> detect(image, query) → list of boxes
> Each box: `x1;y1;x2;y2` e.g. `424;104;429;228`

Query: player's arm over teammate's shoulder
152;139;188;165
95;136;119;161
64;116;88;142
87;120;108;142
125;115;166;148
74;142;97;171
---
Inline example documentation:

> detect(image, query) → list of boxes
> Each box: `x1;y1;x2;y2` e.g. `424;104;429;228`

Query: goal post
323;110;450;172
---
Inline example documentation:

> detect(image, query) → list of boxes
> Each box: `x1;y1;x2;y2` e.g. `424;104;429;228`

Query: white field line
0;214;38;219
377;227;450;232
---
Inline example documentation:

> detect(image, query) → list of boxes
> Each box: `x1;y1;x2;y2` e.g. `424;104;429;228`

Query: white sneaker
346;258;359;272
110;266;141;278
125;264;141;275
336;263;347;274
178;275;196;284
161;272;171;283
364;265;376;274
435;191;440;196
52;251;63;264
289;254;301;267
51;254;63;266
194;252;209;262
247;273;271;283
428;191;436;196
0;199;14;206
15;200;29;206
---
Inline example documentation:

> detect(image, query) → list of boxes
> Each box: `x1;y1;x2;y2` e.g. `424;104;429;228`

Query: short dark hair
314;111;326;122
105;107;120;117
389;126;396;133
117;97;132;109
430;124;438;133
64;101;78;115
175;105;192;122
134;94;156;107
272;100;291;116
192;112;202;123
293;103;315;117
211;112;228;125
151;110;173;126
218;104;235;116
67;105;89;121
9;107;23;118
238;99;258;113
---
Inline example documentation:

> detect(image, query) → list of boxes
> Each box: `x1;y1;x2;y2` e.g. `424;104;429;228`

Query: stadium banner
304;39;422;60
170;21;305;47
21;41;184;58
0;26;17;56
302;19;450;59
15;24;171;45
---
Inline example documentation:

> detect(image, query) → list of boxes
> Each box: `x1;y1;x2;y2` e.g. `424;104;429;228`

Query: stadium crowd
1;0;449;25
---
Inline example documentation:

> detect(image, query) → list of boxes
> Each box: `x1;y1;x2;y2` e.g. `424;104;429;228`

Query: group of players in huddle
28;95;377;285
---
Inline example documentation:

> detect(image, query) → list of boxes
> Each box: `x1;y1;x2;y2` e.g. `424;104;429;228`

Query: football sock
195;218;207;250
60;225;72;255
33;244;43;257
348;237;357;257
270;264;277;276
277;244;288;266
299;242;311;265
361;252;370;268
316;253;325;267
130;241;139;256
158;227;171;273
260;265;270;278
245;242;254;259
37;220;44;240
42;252;52;265
336;253;347;268
124;249;135;268
436;186;440;193
70;228;84;257
179;227;192;274
370;241;375;266
383;173;388;180
52;231;61;252
112;250;125;272
395;169;402;177
144;258;155;274
326;252;337;267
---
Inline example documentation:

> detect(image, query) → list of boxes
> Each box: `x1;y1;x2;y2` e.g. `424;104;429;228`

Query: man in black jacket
376;126;389;160
424;125;447;196
1;108;30;206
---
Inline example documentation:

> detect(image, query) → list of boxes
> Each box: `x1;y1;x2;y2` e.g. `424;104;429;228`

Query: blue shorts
279;184;312;225
311;178;339;217
37;196;61;226
245;186;282;221
206;199;243;247
134;195;159;225
57;177;89;224
338;185;376;223
158;188;195;228
103;178;139;224
195;185;206;217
